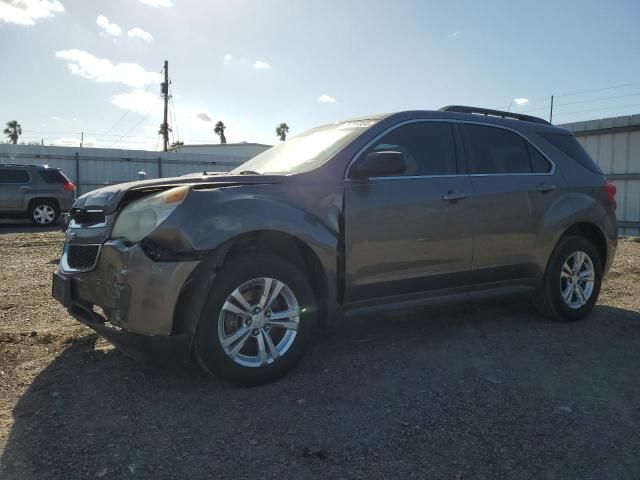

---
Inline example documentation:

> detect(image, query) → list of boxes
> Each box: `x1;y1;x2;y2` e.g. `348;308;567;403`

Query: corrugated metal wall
0;144;266;195
560;114;640;236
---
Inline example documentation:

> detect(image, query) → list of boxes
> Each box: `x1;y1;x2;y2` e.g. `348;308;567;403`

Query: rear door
344;121;474;302
0;168;31;211
460;123;563;283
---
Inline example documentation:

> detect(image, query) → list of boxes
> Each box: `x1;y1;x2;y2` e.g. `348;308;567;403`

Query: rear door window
527;143;552;173
463;124;531;174
0;168;30;184
363;122;458;176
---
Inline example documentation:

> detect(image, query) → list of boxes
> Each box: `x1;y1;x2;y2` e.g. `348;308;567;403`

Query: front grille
66;245;100;271
69;208;105;226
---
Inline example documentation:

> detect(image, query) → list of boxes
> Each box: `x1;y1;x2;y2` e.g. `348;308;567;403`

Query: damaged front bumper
52;240;200;364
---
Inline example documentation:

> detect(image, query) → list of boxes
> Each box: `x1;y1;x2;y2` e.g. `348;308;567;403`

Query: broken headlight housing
111;186;189;243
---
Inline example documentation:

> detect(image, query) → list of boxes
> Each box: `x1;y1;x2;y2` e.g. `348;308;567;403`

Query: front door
344;121;474;303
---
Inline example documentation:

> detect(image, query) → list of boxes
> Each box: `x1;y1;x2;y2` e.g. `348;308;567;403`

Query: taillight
604;181;616;210
63;182;76;191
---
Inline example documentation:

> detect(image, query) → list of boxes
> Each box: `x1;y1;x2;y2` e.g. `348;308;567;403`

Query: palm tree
214;121;227;144
4;120;22;144
275;122;289;141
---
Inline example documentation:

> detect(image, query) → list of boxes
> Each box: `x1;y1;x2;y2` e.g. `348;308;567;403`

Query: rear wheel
195;253;317;386
29;200;59;226
533;235;602;321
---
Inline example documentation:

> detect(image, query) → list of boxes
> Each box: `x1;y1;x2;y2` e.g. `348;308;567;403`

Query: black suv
53;106;617;385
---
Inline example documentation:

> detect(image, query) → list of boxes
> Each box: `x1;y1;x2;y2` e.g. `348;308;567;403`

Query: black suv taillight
604;181;617;211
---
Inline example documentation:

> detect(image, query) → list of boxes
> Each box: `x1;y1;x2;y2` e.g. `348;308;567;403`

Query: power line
99;68;163;139
107;113;153;148
553;102;640;118
556;91;640;107
22;129;159;139
510;81;640;111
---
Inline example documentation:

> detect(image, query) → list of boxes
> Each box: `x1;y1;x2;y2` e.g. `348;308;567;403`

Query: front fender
147;186;340;306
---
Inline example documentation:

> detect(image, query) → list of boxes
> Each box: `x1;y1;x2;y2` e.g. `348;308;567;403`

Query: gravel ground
0;227;639;479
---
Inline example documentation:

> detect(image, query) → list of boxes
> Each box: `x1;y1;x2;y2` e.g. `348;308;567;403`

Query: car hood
73;173;285;213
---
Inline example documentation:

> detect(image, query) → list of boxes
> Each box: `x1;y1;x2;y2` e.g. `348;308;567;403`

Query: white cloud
196;112;212;122
49;116;63;121
96;15;121;36
450;31;462;39
317;94;336;103
138;0;172;7
127;27;153;42
223;53;232;64
0;0;64;25
111;89;163;115
55;50;162;88
253;60;271;70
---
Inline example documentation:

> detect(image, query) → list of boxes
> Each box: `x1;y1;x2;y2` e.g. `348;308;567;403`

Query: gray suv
52;106;617;385
0;164;76;225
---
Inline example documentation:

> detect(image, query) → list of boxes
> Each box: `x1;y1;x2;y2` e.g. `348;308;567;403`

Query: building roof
169;142;272;151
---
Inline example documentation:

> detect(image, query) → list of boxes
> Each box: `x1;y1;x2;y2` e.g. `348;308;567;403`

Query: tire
29;200;59;226
194;253;318;386
533;235;602;322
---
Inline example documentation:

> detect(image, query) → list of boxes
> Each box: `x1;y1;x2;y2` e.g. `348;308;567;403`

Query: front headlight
111;186;189;242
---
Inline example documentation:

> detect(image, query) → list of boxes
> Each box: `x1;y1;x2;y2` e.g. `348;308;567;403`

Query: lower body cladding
53;240;200;363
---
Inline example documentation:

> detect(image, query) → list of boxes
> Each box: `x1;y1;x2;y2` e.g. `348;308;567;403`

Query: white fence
560;114;640;236
0;144;264;195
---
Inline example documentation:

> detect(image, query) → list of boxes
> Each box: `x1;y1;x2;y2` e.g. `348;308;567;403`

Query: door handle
442;191;469;202
536;184;557;193
20;185;30;189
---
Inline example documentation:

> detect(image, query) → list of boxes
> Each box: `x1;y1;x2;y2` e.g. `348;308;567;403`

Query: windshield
230;120;377;175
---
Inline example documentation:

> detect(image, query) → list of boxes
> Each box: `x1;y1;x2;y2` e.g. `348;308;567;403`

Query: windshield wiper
237;170;262;175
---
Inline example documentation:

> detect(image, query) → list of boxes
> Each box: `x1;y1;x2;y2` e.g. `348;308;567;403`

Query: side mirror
351;151;407;179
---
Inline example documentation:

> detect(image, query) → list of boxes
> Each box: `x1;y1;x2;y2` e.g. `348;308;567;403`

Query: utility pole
549;95;554;124
80;131;84;148
160;60;170;152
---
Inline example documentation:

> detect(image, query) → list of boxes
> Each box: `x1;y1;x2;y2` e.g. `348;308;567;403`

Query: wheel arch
172;229;332;337
560;222;608;268
27;196;60;211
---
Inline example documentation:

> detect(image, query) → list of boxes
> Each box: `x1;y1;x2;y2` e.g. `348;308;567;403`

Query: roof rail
0;163;47;168
439;105;551;125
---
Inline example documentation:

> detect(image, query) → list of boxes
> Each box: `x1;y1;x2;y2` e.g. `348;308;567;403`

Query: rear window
540;132;603;174
0;168;30;184
39;169;69;184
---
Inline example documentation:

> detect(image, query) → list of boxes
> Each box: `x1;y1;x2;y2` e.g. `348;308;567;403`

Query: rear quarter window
39;169;69;183
540;132;603;174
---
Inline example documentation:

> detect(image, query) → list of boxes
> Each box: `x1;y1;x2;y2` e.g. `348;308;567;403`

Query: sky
1;0;639;150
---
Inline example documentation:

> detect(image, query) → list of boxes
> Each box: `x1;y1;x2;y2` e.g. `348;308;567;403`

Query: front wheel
194;253;317;386
533;235;602;321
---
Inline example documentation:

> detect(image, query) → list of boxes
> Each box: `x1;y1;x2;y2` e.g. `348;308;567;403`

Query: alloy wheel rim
33;205;55;224
217;277;300;368
559;251;595;309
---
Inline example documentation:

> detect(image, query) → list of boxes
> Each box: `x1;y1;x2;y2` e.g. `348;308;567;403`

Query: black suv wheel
194;253;318;386
29;200;59;226
534;235;602;321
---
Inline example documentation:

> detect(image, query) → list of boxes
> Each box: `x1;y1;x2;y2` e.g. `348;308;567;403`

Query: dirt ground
0;225;639;479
